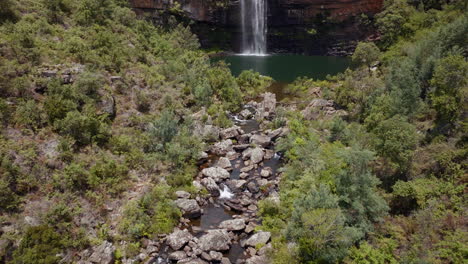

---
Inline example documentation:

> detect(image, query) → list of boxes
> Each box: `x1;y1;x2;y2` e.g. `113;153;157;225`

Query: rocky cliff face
130;0;383;55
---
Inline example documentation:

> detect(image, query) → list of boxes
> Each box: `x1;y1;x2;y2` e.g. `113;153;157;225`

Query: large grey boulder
249;134;271;147
167;229;193;250
211;139;233;155
199;229;232;251
169;251;187;261
250;147;264;164
177;258;208;264
256;93;276;119
245;255;269;264
220;126;241;139
195;124;220;140
219;219;246;231
174;199;201;218
201;167;230;183
242;231;271;247
88;241;115;264
216;157;232;170
201;177;220;196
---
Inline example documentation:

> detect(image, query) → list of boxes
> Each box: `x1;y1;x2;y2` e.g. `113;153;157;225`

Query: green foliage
14;100;44;131
236;70;273;98
372;115;419;172
11;225;63;264
352;42;381;68
287;185;359;263
334;69;385;119
119;184;181;240
75;0;114;26
376;0;416;48
147;110;179;151
285;77;316;97
345;241;398;264
88;157;129;194
0;0;18;24
55;110;110;146
429;55;468;126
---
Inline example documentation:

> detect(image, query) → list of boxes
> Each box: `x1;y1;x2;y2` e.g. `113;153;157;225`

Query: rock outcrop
130;0;384;55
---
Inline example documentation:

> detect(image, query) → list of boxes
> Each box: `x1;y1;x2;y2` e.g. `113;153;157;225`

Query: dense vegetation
0;0;270;262
259;1;467;263
0;0;466;263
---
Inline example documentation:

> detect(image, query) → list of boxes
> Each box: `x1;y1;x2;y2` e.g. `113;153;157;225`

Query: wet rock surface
149;93;285;264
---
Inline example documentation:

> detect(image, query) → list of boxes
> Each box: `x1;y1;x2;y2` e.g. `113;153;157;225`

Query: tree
372;115;419;172
147;110;179;152
352;42;381;69
376;0;415;48
430;55;468;125
335;147;389;234
286;185;359;263
386;58;421;116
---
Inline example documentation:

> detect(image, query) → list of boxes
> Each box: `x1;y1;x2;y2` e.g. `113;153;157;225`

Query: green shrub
88;157;128;194
11;225;64;264
53;162;90;191
14;100;44;131
55;110;110;146
236;70;273;98
120;184;180;240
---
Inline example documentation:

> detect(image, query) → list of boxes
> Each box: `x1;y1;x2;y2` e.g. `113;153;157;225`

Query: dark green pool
214;54;350;82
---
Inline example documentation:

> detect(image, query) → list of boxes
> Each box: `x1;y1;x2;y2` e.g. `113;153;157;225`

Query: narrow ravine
154;93;286;264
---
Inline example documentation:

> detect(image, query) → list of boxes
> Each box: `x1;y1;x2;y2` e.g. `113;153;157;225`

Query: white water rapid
240;0;267;55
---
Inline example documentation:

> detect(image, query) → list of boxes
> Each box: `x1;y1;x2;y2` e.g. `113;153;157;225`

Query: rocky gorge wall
130;0;384;55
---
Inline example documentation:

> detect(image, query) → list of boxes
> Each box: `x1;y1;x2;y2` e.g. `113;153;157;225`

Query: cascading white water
240;0;267;55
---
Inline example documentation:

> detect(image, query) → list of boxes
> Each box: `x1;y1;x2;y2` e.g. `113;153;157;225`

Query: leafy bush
11;225;64;264
119;184;180;240
55;110;110;146
14;100;44;131
236;70;273;98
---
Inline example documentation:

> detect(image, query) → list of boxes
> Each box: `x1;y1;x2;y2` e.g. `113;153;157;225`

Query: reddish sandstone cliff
130;0;384;55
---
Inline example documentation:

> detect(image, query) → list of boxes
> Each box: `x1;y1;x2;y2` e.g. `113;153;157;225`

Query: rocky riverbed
152;92;286;264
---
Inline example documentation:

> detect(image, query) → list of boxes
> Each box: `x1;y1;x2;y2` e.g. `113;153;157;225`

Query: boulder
228;179;246;190
176;191;191;199
249;134;271;147
301;99;348;120
88;241;115;264
240;109;252;119
256;93;276;119
216;157;232;170
260;167;272;178
201;167;230;183
233;144;250;151
242;148;253;160
174;199;201;218
209;251;223;261
246;255;269;264
195;124;220;140
266;128;283;139
167;229;193;250
221;257;232;264
220;126;241;139
201;178;220;196
199;229;232;251
169;251;187;261
219;219;246;231
177;258;208;264
242;231;271;247
250;148;264;164
211;140;233;155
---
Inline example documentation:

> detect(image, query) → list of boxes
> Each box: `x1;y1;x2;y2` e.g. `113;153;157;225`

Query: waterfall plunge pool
214;54;350;82
213;54;350;100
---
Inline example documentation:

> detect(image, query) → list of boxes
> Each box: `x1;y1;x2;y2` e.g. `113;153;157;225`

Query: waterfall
240;0;267;55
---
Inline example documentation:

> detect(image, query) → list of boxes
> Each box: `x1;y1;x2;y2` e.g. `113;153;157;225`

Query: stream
153;93;284;264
